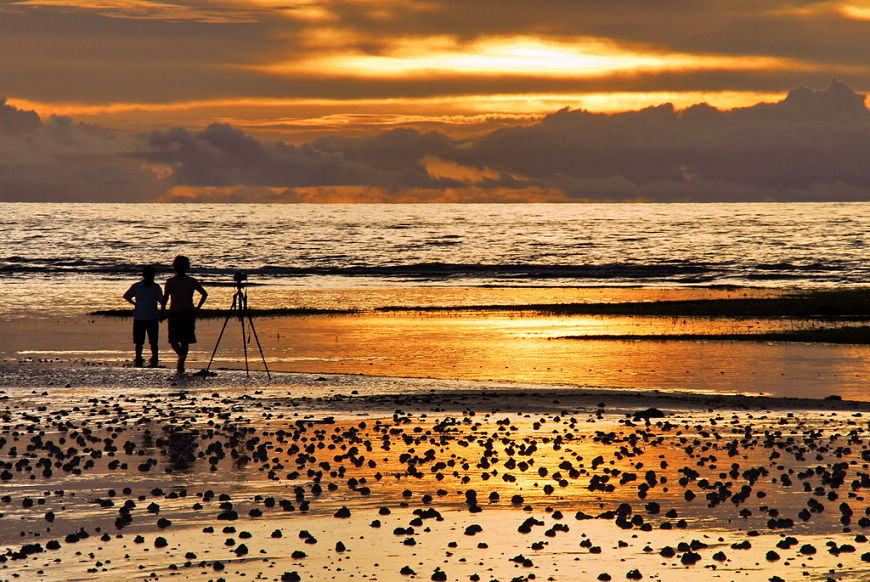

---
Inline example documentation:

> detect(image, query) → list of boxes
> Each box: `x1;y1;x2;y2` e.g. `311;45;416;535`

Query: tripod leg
240;311;250;378
205;294;237;372
246;312;272;379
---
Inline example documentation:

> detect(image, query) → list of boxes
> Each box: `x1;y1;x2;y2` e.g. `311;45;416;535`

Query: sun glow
260;36;798;78
840;2;870;19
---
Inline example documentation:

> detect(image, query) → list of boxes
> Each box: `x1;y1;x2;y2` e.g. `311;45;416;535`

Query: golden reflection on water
4;285;870;401
221;312;870;400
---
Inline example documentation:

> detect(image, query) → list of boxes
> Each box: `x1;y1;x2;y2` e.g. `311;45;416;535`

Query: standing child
123;265;164;368
162;255;208;375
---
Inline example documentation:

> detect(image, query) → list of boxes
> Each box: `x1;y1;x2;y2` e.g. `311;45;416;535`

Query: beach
4;290;870;581
2;365;870;581
5;204;870;580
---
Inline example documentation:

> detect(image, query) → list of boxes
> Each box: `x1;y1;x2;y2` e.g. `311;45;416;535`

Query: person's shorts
133;319;159;345
168;312;197;344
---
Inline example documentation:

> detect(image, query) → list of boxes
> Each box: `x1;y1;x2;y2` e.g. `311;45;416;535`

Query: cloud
0;97;41;135
257;35;801;80
0;2;290;103
0;99;161;201
6;80;870;202
135;122;550;200
310;128;454;172
134;80;870;202
5;0;870;121
139;123;430;189
453;79;870;201
8;0;264;23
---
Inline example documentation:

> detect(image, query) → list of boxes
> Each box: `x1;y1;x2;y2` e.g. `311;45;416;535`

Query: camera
233;271;247;285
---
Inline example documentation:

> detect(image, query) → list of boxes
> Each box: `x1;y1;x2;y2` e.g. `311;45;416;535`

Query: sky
2;0;870;202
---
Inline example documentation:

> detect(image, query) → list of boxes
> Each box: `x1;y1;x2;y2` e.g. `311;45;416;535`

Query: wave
1;258;848;285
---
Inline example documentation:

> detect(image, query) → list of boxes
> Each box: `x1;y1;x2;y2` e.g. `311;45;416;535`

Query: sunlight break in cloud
422;156;504;184
260;36;799;78
839;1;870;19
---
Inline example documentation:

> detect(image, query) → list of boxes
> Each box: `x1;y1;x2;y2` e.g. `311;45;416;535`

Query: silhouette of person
123;265;165;368
161;255;208;375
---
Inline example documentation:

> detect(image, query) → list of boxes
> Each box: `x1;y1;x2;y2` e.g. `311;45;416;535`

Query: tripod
203;275;271;378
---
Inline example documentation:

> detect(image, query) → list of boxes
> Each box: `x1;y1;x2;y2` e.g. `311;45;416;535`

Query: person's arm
195;281;208;310
160;282;170;320
123;285;136;306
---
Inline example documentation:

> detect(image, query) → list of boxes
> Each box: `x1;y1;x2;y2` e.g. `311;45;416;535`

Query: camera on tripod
198;269;270;379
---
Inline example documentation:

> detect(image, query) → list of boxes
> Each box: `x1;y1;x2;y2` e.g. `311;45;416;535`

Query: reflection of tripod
203;274;271;378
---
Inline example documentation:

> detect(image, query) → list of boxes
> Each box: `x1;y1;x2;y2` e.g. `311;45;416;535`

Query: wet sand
2;365;870;581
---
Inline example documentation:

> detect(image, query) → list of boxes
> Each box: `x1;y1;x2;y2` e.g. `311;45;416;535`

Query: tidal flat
1;367;870;581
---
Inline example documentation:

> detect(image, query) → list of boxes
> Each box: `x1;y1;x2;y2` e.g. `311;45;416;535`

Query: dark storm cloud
5;81;870;202
455;80;870;201
0;97;41;135
134;80;870;203
0;100;160;201
139;123;439;190
311;129;454;172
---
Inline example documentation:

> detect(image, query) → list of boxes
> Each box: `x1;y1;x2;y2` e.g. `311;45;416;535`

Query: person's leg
168;313;193;375
176;342;189;375
146;320;159;367
133;321;145;367
168;315;182;374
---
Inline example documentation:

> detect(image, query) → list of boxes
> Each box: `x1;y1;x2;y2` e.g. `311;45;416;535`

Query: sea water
2;202;869;318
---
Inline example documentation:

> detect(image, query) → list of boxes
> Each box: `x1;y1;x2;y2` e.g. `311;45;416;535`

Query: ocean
2;202;868;318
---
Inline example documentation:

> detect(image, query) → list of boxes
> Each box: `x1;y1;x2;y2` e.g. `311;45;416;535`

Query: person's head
172;255;191;275
142;265;156;284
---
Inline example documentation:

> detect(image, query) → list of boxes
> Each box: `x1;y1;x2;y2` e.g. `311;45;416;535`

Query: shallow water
4;308;870;401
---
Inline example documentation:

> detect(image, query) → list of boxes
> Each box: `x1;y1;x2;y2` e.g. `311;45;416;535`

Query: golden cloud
422;156;503;184
258;35;805;79
158;184;568;203
9;88;794;141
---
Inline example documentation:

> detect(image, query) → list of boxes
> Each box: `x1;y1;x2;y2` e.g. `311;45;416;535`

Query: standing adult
123;265;164;368
162;255;208;375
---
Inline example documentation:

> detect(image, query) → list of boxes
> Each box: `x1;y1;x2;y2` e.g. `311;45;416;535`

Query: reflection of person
161;255;208;375
123;265;164;368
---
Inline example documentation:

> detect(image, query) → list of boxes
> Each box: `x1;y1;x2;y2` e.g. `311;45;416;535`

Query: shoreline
2;363;869;413
88;287;870;320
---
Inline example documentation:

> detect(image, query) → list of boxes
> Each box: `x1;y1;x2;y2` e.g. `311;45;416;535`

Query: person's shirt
123;281;164;321
164;274;207;313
